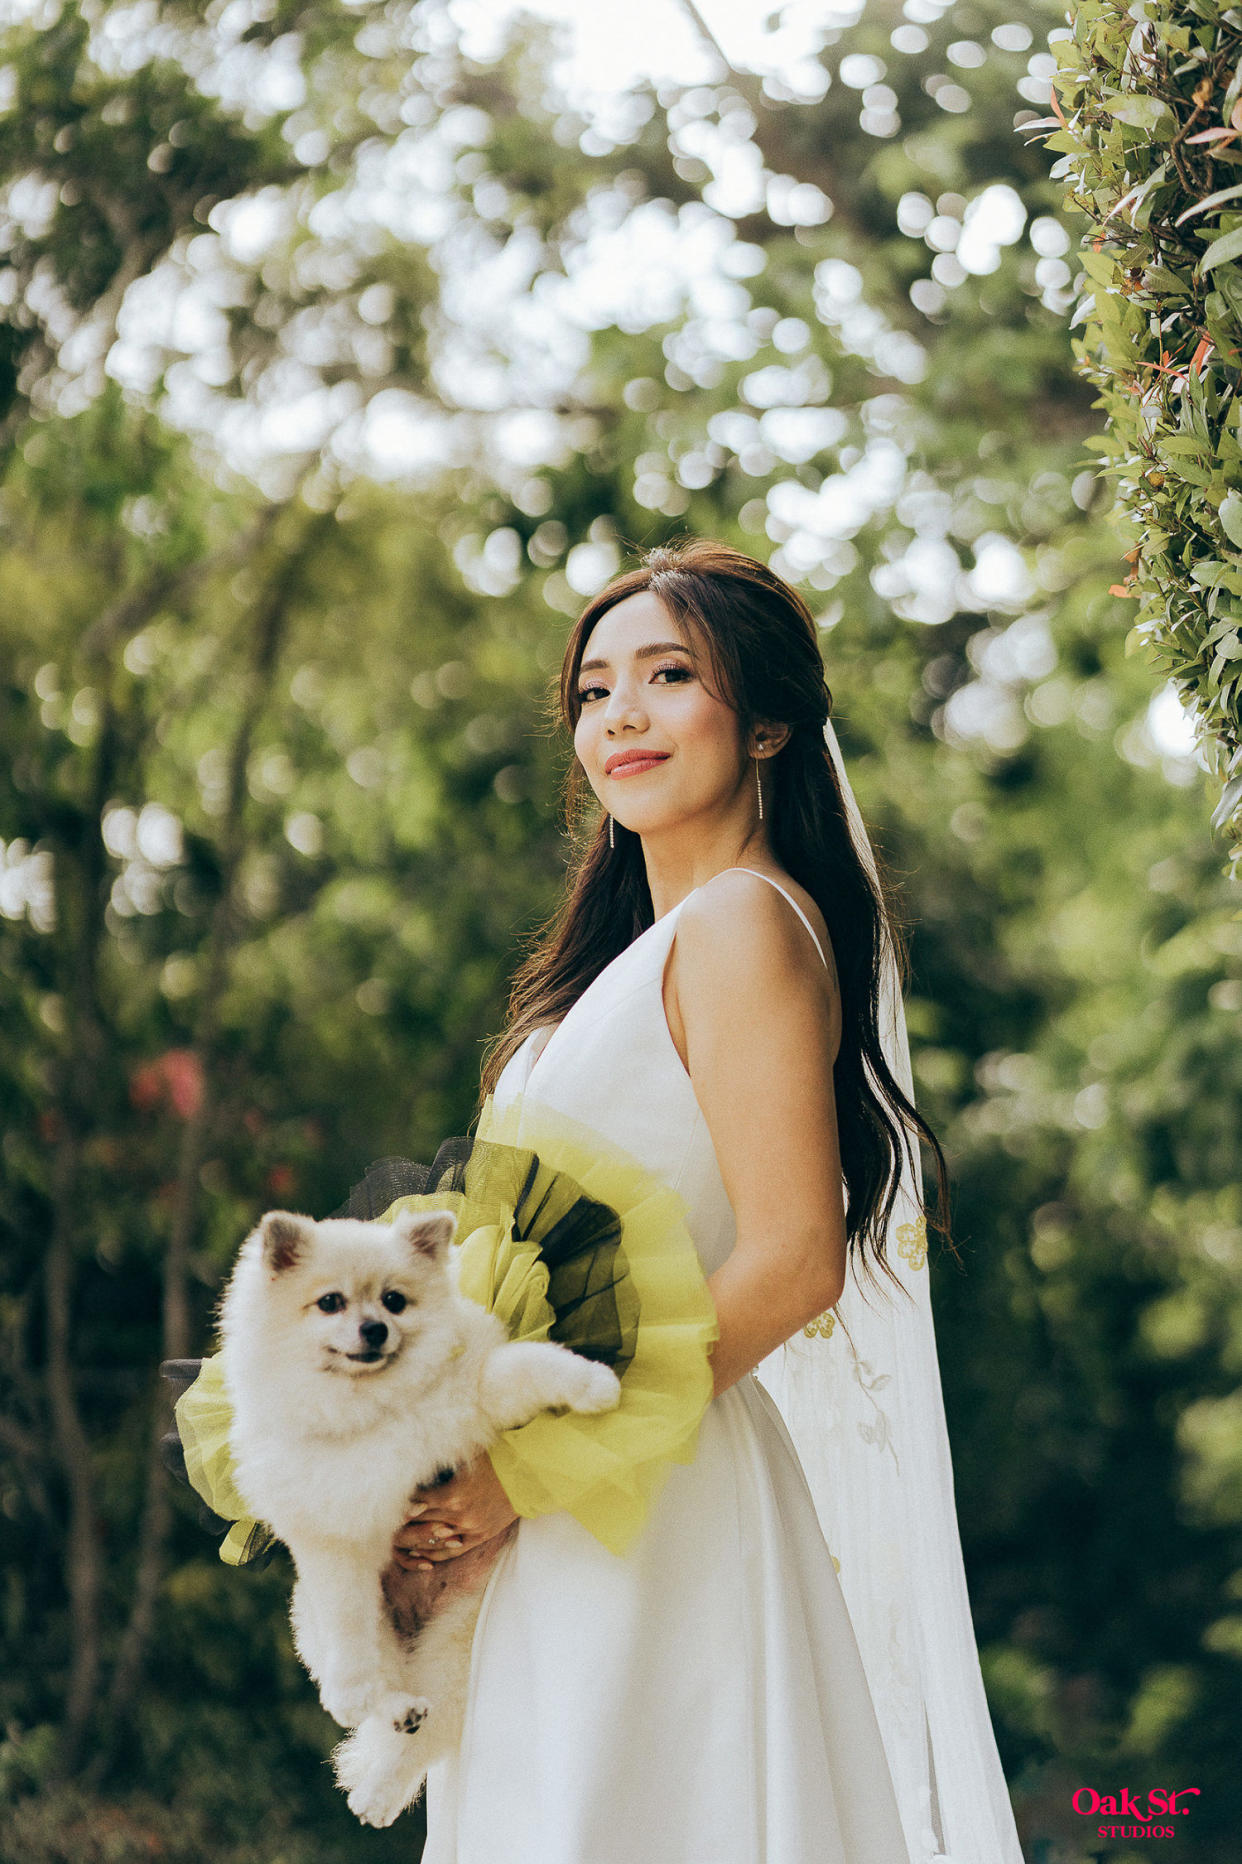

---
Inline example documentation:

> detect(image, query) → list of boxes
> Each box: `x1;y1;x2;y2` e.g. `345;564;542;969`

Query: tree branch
79;500;285;663
44;687;124;1767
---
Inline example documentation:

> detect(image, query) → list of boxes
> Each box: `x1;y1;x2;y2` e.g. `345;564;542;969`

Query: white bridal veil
754;717;1027;1864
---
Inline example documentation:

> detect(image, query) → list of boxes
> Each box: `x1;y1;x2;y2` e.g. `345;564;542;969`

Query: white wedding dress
421;869;914;1864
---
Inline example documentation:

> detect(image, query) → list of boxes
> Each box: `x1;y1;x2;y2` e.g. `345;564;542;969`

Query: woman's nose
603;681;644;727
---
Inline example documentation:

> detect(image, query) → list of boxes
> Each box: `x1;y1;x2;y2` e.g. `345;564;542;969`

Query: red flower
129;1049;204;1121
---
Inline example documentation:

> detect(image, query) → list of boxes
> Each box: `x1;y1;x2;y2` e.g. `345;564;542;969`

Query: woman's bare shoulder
679;866;837;987
664;868;840;1069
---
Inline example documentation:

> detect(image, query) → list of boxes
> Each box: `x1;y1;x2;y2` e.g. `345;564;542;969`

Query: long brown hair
478;539;951;1296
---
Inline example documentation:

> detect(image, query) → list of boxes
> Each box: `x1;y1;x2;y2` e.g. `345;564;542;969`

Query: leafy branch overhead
1037;0;1242;871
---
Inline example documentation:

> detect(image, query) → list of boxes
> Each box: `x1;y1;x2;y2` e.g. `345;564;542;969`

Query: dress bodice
490;869;828;1279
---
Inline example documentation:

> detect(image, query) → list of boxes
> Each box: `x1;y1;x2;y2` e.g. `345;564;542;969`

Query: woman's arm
397;870;845;1565
666;870;846;1399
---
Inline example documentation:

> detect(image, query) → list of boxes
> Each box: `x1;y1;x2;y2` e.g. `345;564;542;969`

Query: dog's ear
259;1210;312;1273
391;1208;457;1258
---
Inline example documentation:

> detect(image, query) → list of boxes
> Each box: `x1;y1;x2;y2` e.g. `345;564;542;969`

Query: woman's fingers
400;1513;464;1543
397;1534;472;1569
408;1471;462;1509
392;1513;472;1565
393;1525;445;1554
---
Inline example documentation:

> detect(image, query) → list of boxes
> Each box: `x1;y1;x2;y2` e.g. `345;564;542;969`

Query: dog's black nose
359;1319;388;1350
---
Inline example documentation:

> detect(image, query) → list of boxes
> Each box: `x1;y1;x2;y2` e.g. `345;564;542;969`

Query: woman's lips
607;755;670;777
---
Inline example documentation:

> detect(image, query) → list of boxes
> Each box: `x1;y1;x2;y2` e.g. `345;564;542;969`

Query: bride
387;539;1025;1863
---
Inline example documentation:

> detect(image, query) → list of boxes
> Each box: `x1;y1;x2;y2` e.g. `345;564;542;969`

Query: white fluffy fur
219;1203;620;1827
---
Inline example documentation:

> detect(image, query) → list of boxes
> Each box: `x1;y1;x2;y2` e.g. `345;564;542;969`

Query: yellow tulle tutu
172;1091;719;1561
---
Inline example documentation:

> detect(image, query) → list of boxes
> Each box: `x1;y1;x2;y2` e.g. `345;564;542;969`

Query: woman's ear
751;722;791;758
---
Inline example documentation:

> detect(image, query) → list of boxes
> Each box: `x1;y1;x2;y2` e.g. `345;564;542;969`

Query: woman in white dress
389;540;1025;1864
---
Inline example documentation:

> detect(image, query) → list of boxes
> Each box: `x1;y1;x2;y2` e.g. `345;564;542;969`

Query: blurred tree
1;2;1238;1860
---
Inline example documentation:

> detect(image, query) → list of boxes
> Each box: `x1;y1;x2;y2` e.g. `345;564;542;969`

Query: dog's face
251;1207;457;1377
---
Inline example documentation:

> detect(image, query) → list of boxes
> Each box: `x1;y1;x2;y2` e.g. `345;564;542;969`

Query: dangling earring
755;739;765;821
608;813;615;850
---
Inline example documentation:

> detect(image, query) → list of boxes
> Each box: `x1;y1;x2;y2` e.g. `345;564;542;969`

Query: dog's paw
392;1695;431;1735
346;1778;416;1830
335;1720;429;1828
565;1357;622;1414
345;1774;414;1830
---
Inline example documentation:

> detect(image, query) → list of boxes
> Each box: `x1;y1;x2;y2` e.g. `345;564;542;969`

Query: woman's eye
577;665;691;704
381;1290;408;1314
317;1292;345;1314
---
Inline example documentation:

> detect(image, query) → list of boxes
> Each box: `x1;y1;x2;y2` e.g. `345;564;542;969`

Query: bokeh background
1;1;1239;1860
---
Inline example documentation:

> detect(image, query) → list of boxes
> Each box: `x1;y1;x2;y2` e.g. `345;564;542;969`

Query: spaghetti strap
725;867;829;971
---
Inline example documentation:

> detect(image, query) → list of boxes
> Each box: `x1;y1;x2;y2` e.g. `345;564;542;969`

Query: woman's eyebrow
579;640;692;674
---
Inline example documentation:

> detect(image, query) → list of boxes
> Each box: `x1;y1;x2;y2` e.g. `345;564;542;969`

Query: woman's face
573;590;747;838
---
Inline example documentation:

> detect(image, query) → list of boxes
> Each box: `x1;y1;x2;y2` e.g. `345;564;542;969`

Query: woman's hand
392;1450;519;1569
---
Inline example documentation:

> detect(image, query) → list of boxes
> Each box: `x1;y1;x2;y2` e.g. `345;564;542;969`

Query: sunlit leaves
1041;0;1242;868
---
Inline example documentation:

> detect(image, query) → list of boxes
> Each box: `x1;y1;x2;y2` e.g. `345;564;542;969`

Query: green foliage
2;2;1240;1859
1040;0;1242;870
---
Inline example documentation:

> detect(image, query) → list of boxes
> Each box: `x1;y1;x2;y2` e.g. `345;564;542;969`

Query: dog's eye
316;1292;346;1314
381;1290;408;1314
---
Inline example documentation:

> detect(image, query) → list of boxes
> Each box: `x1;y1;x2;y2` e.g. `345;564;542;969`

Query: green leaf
1142;266;1190;296
1081;250;1116;284
1219;490;1242;548
1161;436;1211;459
1198;223;1242;275
1175;183;1242;226
1212;774;1242;832
1101;93;1175;130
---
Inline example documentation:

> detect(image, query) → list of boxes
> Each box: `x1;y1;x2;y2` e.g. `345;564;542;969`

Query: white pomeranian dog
218;1202;621;1827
